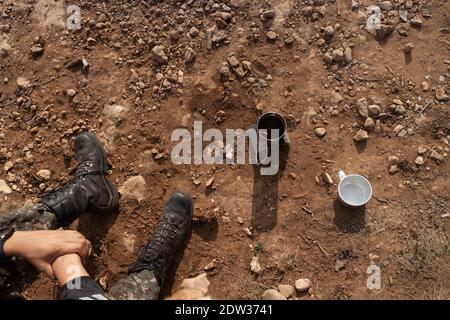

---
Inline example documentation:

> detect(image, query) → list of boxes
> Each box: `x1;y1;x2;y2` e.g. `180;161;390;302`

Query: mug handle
338;170;346;182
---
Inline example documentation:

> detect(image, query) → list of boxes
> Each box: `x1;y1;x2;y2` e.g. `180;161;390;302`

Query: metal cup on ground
337;170;373;209
253;112;289;175
256;112;289;145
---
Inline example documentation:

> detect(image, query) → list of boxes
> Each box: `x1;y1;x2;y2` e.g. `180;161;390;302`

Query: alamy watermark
67;5;81;30
366;5;381;31
171;121;281;176
65;265;82;290
366;264;381;290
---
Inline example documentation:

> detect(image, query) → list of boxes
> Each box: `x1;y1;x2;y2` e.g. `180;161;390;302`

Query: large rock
250;255;262;274
364;117;375;131
119;175;147;202
415;156;424;166
354;129;369;142
167;273;211;300
295;278;312;293
37;169;51;181
261;289;287;300
435;88;449;101
278;284;294;298
356;98;369;118
430;150;445;161
332;49;344;63
102;104;125;125
17;77;31;89
344;47;352;63
331;91;344;104
315;127;327;138
368;104;381;116
99;104;127;153
151;45;168;64
185;47;196;64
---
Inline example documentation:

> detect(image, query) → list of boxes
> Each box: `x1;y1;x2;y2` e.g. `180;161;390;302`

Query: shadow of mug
333;198;366;233
251;142;289;232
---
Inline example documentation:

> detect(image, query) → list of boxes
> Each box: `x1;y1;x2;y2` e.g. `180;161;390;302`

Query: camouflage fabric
108;269;160;300
0;203;160;300
0;203;57;294
0;203;57;231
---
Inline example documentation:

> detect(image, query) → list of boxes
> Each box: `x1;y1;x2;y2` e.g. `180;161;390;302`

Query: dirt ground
0;0;449;300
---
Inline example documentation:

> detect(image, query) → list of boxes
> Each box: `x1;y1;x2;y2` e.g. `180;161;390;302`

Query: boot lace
139;216;180;267
42;176;82;201
42;172;104;202
76;160;107;176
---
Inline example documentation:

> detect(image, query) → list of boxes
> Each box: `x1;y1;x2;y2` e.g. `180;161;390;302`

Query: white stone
415;156;424;166
356;98;369;118
151;45;168;64
0;179;12;194
295;278;312;293
430;150;444;161
262;289;287;300
4;161;13;172
178;273;210;296
17;77;30;89
168;273;212;300
368;104;381;116
250;255;262;274
344;47;352;63
119;175;147;202
278;284;294;298
364;117;375;131
99;104;127;153
37;169;51;180
354;129;369;142
314;127;326;138
417;146;427;155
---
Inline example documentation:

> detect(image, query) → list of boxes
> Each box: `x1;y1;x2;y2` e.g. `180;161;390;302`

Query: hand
3;230;92;278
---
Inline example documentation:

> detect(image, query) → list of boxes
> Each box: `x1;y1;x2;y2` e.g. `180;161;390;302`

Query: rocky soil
0;0;449;300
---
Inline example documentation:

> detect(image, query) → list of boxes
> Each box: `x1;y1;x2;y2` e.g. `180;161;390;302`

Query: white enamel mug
337;170;372;208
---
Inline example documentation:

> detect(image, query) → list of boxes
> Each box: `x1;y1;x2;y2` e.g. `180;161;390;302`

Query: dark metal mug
256;112;288;143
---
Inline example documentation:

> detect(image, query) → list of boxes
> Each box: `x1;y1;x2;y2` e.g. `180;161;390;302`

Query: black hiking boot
128;192;193;287
41;132;119;227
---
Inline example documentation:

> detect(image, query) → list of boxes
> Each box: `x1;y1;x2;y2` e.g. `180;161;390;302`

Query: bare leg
52;254;89;286
52;254;108;300
51;254;159;300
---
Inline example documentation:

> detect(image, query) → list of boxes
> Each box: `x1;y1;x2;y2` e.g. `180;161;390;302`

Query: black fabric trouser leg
59;270;160;300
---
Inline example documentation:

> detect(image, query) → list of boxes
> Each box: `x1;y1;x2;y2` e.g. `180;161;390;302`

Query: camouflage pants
108;269;160;300
0;203;160;300
59;270;160;300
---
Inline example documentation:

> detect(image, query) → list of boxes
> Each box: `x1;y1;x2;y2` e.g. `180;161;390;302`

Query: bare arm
3;230;91;278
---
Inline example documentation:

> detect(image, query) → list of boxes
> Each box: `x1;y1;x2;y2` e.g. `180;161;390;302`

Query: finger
64;240;91;259
66;230;86;241
73;231;86;240
78;239;91;259
60;230;87;246
86;239;92;254
54;240;87;260
43;264;56;279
